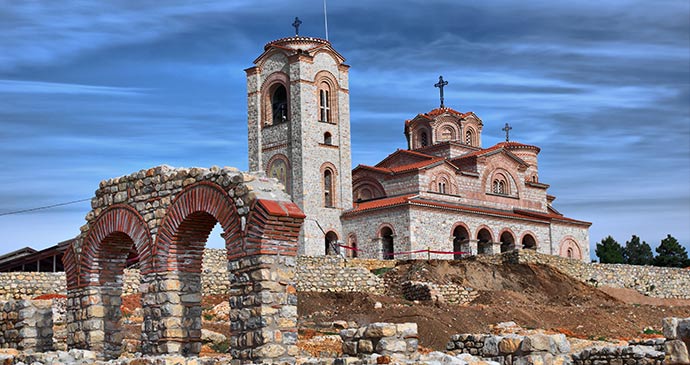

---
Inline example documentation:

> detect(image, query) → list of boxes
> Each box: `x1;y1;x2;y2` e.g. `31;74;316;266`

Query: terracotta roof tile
346;194;416;214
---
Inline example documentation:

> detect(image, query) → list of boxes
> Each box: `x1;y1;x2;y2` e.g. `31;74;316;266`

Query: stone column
228;255;298;363
490;242;502;255
1;299;53;352
141;271;202;356
66;286;124;359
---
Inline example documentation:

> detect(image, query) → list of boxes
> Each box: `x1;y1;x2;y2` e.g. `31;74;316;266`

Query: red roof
405;107;473;126
344;196;591;226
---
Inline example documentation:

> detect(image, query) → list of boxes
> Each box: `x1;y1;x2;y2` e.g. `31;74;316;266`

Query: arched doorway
477;228;493;255
452;225;469;260
500;231;515;253
522;234;537;250
381;227;394;260
325;231;338;255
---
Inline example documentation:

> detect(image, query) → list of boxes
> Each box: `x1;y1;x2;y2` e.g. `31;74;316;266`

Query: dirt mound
384;259;616;306
298;259;690;350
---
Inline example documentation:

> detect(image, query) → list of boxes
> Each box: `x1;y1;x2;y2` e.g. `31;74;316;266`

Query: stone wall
0;299;53;352
401;281;479;305
503;250;690;299
2;250;689;301
295;256;392;294
340;322;419;359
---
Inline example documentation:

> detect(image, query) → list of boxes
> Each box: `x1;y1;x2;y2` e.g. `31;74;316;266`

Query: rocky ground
15;258;690;363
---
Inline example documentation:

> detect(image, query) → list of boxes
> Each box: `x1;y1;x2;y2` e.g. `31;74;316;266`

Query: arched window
438;182;446;194
324;132;332;145
420;131;428;147
323;168;334;207
491;173;509;195
492;179;506;194
381;227;394;260
271;85;288;125
319;82;331;122
566;247;573;259
465;129;474;145
325;231;338;255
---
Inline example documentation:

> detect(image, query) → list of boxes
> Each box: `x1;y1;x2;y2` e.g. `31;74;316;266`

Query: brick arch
520;231;538;250
434;121;459;142
79;204;152;286
353;176;386;201
429;170;457;195
66;204;151;357
498;228;517;252
559;236;582;260
152;181;240;273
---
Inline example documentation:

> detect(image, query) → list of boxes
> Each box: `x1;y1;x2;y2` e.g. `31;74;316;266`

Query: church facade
247;34;591;261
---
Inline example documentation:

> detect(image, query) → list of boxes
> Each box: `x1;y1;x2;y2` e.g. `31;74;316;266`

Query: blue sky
1;0;688;259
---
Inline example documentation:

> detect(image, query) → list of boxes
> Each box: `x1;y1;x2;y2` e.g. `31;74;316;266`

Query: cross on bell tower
434;75;448;108
292;17;302;36
502;122;513;142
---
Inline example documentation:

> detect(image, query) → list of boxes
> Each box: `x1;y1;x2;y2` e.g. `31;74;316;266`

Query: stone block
358;339;374;354
253;343;286;358
499;335;523;354
364;323;397;338
483;336;502;356
664;318;680;340
376;337;407;354
549;334;570;354
665;340;689;365
396;323;418;338
520;334;554;353
343;340;358;355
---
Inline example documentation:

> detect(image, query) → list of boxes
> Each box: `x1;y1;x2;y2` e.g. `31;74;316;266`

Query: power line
0;198;91;217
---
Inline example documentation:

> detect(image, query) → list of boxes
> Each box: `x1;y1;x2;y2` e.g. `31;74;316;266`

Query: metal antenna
323;0;329;40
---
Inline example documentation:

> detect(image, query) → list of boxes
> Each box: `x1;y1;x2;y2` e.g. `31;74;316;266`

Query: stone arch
499;229;516;253
261;72;290;127
485;168;519;197
521;232;537;250
378;224;395;260
476;226;493;255
559;237;582;260
66;204;151;358
144;182;241;355
451;223;470;260
325;230;339;255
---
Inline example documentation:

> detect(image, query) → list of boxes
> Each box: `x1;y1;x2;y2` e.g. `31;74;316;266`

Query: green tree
595;236;624;264
622;235;654;265
653;234;690;267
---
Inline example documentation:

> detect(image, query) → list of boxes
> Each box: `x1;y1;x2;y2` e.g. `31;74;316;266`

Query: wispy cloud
0;79;147;96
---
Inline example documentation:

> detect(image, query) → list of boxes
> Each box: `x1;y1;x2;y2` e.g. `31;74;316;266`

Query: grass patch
211;340;231;353
372;267;392;276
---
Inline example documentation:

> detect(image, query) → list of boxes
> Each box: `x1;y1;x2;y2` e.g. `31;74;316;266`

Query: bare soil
117;258;690;353
298;259;690;350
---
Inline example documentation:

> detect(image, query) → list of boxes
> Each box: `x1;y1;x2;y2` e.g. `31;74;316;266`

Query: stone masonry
62;165;305;363
0;299;53;352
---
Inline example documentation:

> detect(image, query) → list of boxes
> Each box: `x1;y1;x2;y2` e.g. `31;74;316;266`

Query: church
245;30;591;262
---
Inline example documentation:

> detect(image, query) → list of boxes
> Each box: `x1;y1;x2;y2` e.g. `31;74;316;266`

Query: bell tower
246;33;353;256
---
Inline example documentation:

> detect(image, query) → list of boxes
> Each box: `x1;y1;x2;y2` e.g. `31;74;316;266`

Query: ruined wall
2;250;689;301
503;250;690;299
0;299;53;352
